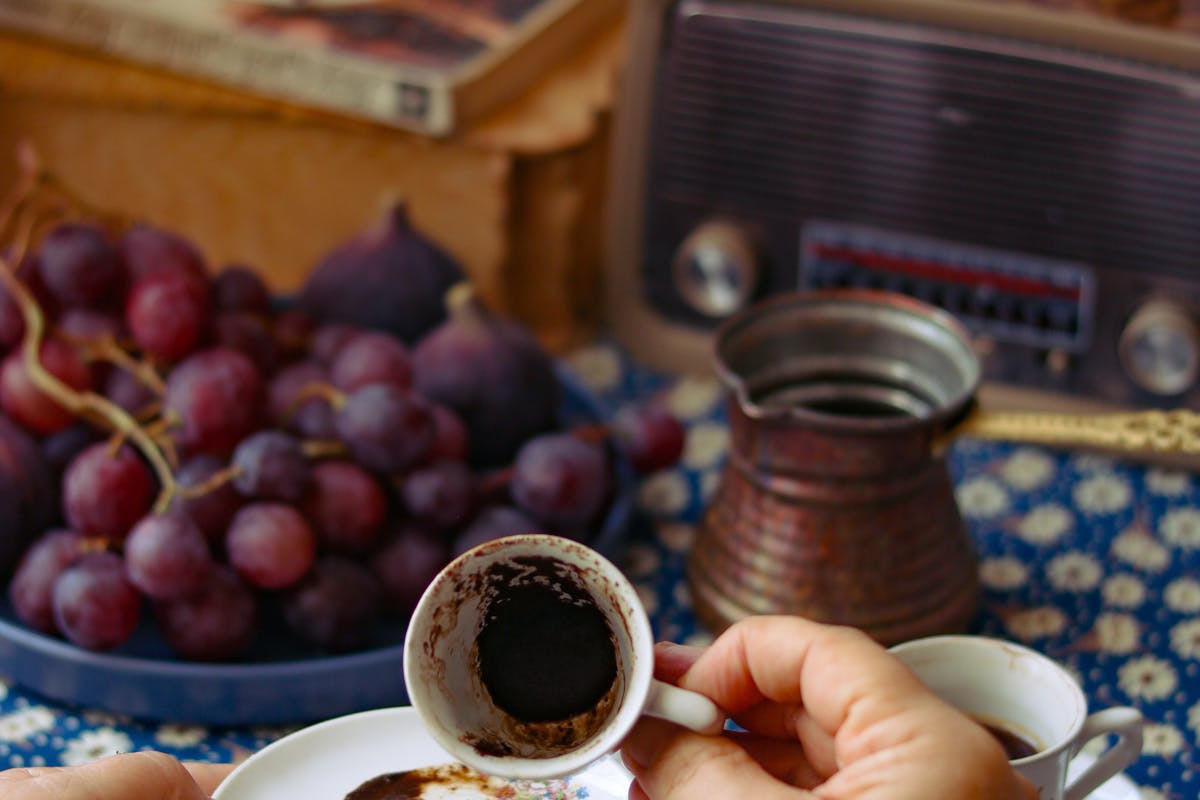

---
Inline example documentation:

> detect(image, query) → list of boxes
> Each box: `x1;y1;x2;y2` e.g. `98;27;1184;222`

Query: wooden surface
0;19;625;350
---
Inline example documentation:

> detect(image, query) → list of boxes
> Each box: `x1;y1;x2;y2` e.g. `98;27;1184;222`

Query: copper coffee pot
687;289;1200;645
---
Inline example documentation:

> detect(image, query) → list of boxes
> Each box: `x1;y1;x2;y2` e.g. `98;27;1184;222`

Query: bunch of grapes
0;155;686;662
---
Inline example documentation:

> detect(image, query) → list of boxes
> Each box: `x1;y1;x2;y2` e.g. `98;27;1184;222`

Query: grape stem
0;146;181;514
291;381;347;411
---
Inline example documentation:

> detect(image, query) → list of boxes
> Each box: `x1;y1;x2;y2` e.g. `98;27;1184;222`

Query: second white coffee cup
403;533;726;780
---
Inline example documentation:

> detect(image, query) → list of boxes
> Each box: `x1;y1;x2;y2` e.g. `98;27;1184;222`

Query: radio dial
672;220;759;318
1118;300;1200;396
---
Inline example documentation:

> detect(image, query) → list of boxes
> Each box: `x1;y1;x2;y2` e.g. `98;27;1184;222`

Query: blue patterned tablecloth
1;343;1196;798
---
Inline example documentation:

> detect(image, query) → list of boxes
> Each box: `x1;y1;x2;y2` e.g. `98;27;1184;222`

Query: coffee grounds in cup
476;557;617;723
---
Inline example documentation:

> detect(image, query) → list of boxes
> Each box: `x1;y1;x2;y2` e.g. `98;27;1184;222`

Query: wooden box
0;21;624;352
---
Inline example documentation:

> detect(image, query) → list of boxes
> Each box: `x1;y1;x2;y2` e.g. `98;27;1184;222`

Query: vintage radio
606;0;1200;410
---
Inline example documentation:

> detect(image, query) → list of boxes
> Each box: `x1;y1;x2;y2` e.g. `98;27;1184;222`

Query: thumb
621;718;809;800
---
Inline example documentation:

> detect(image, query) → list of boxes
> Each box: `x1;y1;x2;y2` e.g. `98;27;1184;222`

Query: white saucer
212;705;632;799
213;705;1141;800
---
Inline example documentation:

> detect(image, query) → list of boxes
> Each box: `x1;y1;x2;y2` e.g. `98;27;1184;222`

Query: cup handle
643;679;727;735
1063;707;1144;800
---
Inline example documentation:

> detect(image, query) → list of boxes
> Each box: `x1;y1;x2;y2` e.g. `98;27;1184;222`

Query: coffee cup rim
889;634;1088;761
403;533;656;780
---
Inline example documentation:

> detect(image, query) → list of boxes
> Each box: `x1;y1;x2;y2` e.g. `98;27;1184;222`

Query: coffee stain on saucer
343;762;590;799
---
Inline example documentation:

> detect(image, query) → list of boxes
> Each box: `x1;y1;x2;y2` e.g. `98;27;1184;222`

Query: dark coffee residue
476;556;618;723
344;764;500;799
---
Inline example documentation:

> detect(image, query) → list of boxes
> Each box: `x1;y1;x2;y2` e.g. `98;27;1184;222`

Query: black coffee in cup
974;715;1040;760
475;556;618;723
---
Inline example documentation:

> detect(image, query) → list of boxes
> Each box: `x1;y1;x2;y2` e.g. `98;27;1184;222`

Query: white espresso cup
890;635;1143;800
403;533;726;780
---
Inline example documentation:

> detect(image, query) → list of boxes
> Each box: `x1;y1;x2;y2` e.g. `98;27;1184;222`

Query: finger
653;642;704;684
677;616;932;737
0;751;211;800
183;761;235;796
629;777;649;800
621;717;810;800
722;730;824;789
730;700;837;776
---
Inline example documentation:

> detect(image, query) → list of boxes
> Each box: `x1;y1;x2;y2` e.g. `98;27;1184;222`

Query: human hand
620;616;1038;800
0;750;233;800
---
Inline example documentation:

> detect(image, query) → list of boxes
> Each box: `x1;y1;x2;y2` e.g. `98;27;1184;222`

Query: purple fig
297;202;464;344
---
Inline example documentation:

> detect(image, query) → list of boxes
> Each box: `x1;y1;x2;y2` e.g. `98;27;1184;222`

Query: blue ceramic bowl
0;367;634;726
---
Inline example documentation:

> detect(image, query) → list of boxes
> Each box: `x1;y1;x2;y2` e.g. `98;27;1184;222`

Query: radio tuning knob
672;219;759;318
1118;299;1200;396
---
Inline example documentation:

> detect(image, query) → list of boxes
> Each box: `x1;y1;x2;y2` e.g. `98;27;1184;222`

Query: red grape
281;556;381;651
124;512;213;600
425;404;469;463
119;224;207;282
225;502;315;589
370;524;451;616
231;430;311;502
310;323;363;365
0;338;93;434
400;460;476;532
0;280;24;351
334;384;434;473
104;368;157;416
154;565;257;661
172;454;243;545
212;265;270;315
612;402;687;474
164;347;265;455
268;361;335;439
52;551;142;651
63;442;156;540
9;529;86;634
37;221;123;309
302;460;388;554
211;312;279;376
329;331;412;392
511;432;608;529
126;268;209;363
452;505;539;556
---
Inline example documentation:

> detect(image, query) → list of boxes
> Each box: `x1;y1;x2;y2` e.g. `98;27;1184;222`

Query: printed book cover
0;0;622;136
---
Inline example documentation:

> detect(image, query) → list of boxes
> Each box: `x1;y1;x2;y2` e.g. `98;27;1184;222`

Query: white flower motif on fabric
1146;468;1191;497
1160;508;1200;550
562;345;621;392
1092;613;1140;654
1071;453;1116;473
1046;551;1103;592
1000;448;1056;490
1111;529;1170;573
1073;473;1132;514
637;471;689;516
665;377;722;420
0;707;55;743
1138;788;1167;800
682;422;729;470
956;476;1011;519
60;728;134;766
683;630;714;648
978;557;1028;590
1005;607;1067;640
154;724;207;748
1016;504;1073;545
699;469;721;503
1169;618;1200;660
0;680;7;701
1187;700;1200;735
1101;574;1147;608
1164;578;1200;614
672;581;693;610
656;521;695;553
622;542;661;579
1141;723;1185;757
1117;656;1178;702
